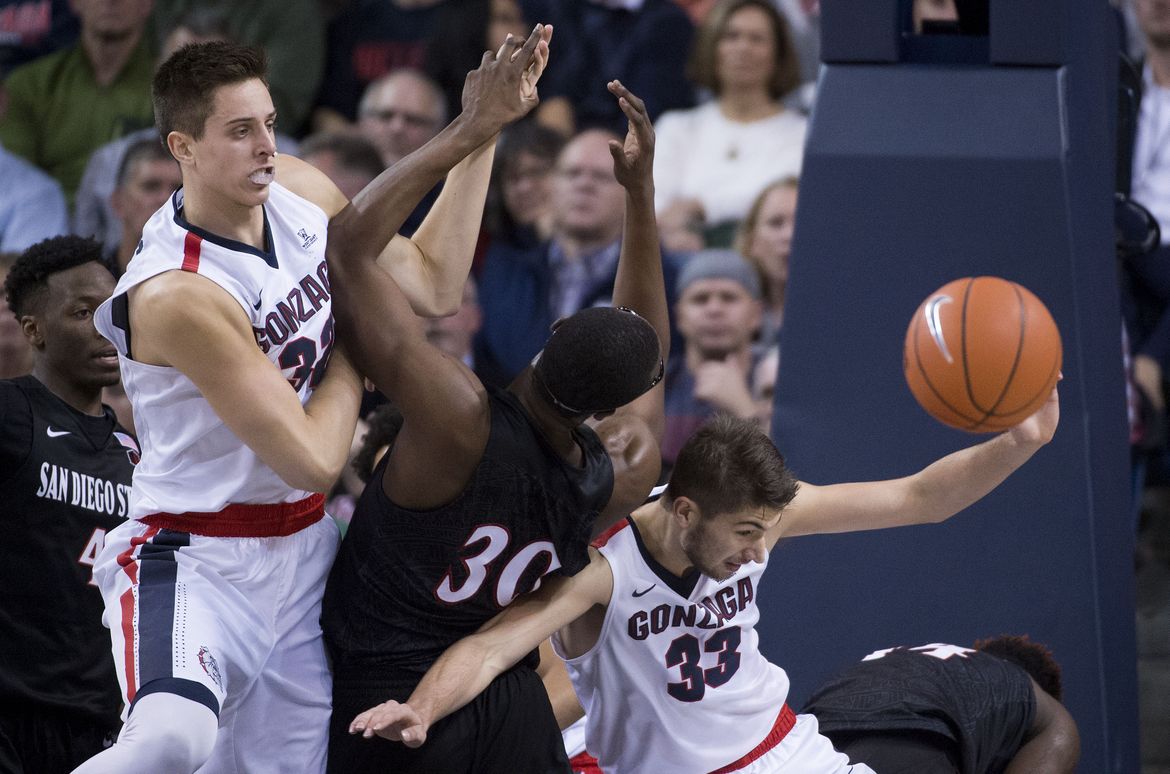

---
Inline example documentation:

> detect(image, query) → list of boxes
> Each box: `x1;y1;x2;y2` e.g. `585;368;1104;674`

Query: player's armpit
129;271;361;492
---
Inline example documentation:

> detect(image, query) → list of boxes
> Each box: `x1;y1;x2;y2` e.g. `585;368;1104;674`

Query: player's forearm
899;429;1046;525
611;183;669;355
293;347;364;491
330;114;496;274
407;638;515;731
400;136;497;315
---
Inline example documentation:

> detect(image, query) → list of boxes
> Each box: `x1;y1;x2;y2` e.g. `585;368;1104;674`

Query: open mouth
249;166;275;186
95;349;119;365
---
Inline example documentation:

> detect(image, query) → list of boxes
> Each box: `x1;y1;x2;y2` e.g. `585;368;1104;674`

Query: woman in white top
653;0;806;253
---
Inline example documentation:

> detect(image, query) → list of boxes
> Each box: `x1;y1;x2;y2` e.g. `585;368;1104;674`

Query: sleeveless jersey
804;643;1036;774
555;518;791;774
0;376;136;722
322;386;614;692
93;184;334;519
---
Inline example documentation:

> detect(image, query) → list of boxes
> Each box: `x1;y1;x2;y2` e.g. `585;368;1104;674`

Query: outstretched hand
349;700;429;748
1006;377;1060;447
460;23;553;136
606;80;655;194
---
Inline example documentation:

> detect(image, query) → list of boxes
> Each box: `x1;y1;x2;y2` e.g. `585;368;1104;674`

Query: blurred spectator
72;10;299;252
357;69;446;168
752;343;778;434
525;0;696;136
354;68;446;235
0;141;68;252
299;131;385;200
424;0;530;123
1127;0;1170;432
0;0;154;205
0;0;78;72
475;128;681;385
735;176;798;345
660;249;763;466
0;251;32;377
106;137;179;275
653;0;806;253
151;0;324;134
484;120;565;249
912;0;959;33
314;0;447;131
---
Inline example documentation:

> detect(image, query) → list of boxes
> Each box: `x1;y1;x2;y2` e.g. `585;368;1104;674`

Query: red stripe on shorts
182;231;202;272
708;704;797;774
569;751;601;774
116;526;161;703
141;493;325;538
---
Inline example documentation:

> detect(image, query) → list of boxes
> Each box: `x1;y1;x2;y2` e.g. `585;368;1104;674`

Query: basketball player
0;237;137;773
75;30;551;774
320;80;668;772
348;399;1060;773
803;636;1080;773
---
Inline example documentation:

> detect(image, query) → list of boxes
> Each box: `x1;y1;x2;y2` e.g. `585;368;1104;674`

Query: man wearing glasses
320;80;670;773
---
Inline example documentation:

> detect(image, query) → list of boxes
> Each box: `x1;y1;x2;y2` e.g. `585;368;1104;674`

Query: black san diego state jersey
323;385;614;693
803;643;1036;774
0;376;137;723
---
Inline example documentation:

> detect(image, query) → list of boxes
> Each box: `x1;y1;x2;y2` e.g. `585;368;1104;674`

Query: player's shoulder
274;154;348;217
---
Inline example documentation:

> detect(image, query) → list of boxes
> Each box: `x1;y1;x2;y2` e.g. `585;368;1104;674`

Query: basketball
903;276;1062;433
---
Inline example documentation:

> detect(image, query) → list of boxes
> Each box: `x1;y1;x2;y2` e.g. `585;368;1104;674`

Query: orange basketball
903;276;1062;433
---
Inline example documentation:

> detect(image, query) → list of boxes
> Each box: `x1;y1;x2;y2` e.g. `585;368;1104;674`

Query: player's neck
1149;44;1170;88
632;506;693;579
511;375;584;464
33;365;105;417
181;184;267;250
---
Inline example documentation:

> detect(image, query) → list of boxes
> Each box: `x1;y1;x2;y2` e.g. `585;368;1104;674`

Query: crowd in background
0;0;1166;513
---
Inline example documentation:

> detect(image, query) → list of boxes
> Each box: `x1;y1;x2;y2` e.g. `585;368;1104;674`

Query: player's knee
128;693;219;771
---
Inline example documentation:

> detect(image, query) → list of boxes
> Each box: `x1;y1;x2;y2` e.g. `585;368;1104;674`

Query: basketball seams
909;292;985;428
905;276;1060;434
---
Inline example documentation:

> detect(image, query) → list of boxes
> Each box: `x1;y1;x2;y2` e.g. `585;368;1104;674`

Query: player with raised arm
321;79;667;773
75;30;550;774
348;398;1060;773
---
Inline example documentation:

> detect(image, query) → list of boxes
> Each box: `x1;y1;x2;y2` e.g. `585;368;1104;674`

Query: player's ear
167;131;194;165
20;315;44;349
672;496;700;528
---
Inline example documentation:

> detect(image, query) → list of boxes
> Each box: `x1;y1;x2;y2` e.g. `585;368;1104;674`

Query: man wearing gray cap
662;248;767;466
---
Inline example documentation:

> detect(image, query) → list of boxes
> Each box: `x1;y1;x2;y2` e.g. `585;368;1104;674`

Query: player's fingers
400;725;428;748
608;139;626;167
611;81;649;121
479;49;494;68
495;34;515;62
349;705;383;734
512;23;544;64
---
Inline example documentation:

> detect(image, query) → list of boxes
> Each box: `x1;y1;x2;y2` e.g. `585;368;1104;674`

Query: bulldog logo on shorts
197;645;223;689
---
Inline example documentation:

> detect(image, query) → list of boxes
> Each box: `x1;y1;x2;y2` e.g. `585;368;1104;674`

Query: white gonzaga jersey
94;183;334;520
554;518;791;774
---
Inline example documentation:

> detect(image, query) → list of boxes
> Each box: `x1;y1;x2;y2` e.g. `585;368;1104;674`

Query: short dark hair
152;41;269;143
299;131;386;182
352;403;405;483
486;120;567;239
974;634;1064;702
5;236;108;319
665;414;799;518
116;137;178;189
687;0;801;101
534;306;662;417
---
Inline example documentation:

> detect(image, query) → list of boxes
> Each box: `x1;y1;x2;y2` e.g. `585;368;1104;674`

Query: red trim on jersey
141;493;325;538
181;231;202;272
569;751;601;774
708;704;797;774
591;516;631;549
116;526;161;703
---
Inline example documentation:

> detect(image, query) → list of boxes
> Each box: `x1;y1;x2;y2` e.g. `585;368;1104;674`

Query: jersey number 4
665;627;742;702
435;525;563;608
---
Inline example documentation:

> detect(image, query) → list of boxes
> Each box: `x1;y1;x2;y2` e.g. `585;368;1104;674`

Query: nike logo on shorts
633;584;656;598
47;427;71;438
